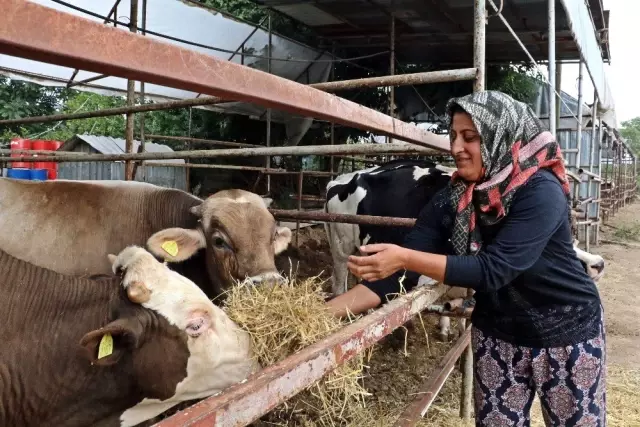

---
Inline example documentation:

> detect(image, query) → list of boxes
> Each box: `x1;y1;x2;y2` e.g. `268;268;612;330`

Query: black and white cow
324;159;606;340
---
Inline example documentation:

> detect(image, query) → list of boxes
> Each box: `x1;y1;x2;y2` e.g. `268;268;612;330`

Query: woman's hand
347;243;407;282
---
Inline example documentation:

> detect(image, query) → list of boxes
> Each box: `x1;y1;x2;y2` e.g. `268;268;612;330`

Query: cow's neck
0;252;145;427
143;189;202;234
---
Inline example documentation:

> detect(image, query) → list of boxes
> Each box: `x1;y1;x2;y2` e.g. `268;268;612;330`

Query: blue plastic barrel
7;168;32;180
30;169;48;181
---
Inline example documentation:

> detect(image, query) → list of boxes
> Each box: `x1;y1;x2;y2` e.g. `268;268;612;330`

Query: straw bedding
222;270;374;426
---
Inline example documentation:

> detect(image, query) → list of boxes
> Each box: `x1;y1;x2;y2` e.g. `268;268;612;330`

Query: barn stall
0;0;626;425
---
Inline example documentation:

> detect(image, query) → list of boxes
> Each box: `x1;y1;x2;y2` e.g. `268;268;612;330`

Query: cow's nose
248;272;286;287
594;260;605;273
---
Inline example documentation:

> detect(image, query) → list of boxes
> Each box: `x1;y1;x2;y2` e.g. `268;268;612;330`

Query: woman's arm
326;191;451;317
325;284;381;317
349;174;569;293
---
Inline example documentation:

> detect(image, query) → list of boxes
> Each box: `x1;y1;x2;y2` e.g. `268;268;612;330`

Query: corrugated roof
59;134;185;164
252;0;611;64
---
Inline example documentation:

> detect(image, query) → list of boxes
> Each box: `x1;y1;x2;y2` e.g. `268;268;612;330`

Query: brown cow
0;178;291;299
0;245;259;426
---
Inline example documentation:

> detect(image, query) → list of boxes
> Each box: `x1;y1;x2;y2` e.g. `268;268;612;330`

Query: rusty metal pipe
270;209;416;227
0;69;474;127
1;143;440;163
0;96;226;126
317;68;477;92
146;162;335;177
153;285;447;427
0;0;449;151
393;328;471;426
146;134;260;148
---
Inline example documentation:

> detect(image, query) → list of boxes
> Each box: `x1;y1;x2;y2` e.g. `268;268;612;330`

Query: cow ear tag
98;333;114;359
161;240;179;257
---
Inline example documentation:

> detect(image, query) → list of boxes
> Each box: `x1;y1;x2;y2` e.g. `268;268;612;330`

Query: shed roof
252;0;610;64
59;134;185;164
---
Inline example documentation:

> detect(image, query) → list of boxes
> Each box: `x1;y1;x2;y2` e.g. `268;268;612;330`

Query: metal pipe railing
0;143;441;163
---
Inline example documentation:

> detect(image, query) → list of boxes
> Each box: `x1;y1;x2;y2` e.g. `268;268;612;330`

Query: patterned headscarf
445;90;571;256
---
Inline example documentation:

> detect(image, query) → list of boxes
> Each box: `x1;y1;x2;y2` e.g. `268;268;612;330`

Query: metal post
576;61;584;182
555;61;562;131
186;108;193;193
595;118;603;243
460;0;486;421
295;170;303;248
265;11;272;195
473;0;486;93
387;16;396;149
124;0;138;181
329;43;336;178
136;0;147;182
548;0;556;137
588;95;598;201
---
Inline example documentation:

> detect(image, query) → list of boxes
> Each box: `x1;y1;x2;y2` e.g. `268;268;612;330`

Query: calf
325;159;606;340
0;245;258;426
0;179;291;300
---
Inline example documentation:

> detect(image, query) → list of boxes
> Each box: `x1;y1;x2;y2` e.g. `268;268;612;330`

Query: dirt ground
593;203;640;368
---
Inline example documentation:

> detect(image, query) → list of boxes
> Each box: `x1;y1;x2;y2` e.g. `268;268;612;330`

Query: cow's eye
214;237;225;247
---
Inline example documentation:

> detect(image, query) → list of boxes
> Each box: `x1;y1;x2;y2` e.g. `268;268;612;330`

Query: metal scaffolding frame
0;0;626;425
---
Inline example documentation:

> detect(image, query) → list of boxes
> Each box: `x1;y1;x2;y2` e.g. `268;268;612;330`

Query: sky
558;0;639;125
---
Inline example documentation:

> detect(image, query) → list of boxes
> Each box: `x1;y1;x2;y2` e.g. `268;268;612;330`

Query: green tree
620;117;640;155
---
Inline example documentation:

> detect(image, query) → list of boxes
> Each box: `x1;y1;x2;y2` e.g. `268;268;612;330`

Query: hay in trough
222;270;373;426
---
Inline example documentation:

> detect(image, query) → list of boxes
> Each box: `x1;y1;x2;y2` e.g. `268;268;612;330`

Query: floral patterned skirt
472;309;606;427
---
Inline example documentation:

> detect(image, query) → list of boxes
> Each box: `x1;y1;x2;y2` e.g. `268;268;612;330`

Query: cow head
145;190;291;292
79;247;259;425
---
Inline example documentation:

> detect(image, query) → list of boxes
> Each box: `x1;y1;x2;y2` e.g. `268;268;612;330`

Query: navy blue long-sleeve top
362;169;602;348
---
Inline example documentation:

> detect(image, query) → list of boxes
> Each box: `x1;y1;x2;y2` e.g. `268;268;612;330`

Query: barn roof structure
251;0;616;126
251;0;610;64
59;134;185;164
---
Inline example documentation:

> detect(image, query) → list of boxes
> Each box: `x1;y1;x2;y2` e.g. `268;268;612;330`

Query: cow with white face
0;245;259;426
0;179;292;300
325;159;606;340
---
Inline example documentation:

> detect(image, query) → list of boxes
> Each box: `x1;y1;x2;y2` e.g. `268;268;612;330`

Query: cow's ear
273;226;292;255
146;227;206;263
79;318;142;366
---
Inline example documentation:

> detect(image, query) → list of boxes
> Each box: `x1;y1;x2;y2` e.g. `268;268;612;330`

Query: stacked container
6;138;61;180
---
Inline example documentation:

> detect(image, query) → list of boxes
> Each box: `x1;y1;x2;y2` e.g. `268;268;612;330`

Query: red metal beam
0;0;450;152
152;285;446;427
393;327;472;427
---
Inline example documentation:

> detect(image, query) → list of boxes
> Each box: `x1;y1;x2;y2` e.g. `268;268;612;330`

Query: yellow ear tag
161;240;179;257
98;333;114;359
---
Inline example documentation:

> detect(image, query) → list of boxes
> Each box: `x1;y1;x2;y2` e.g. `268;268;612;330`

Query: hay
222;271;373;426
604;364;640;426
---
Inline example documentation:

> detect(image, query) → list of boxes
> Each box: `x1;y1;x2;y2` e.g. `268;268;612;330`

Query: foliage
0;76;70;144
487;63;545;106
620;117;640;155
195;0;318;45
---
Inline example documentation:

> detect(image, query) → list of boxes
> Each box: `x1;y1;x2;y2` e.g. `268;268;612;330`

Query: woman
326;91;606;426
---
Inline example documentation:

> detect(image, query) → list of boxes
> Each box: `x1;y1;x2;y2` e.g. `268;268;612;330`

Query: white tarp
559;0;617;128
0;0;333;145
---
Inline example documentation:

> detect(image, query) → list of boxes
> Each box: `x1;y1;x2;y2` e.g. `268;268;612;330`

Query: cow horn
126;281;151;304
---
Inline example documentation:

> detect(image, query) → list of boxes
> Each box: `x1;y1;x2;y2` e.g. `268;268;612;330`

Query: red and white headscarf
445;90;571;256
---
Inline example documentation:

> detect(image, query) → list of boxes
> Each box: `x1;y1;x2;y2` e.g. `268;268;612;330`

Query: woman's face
450;111;483;182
